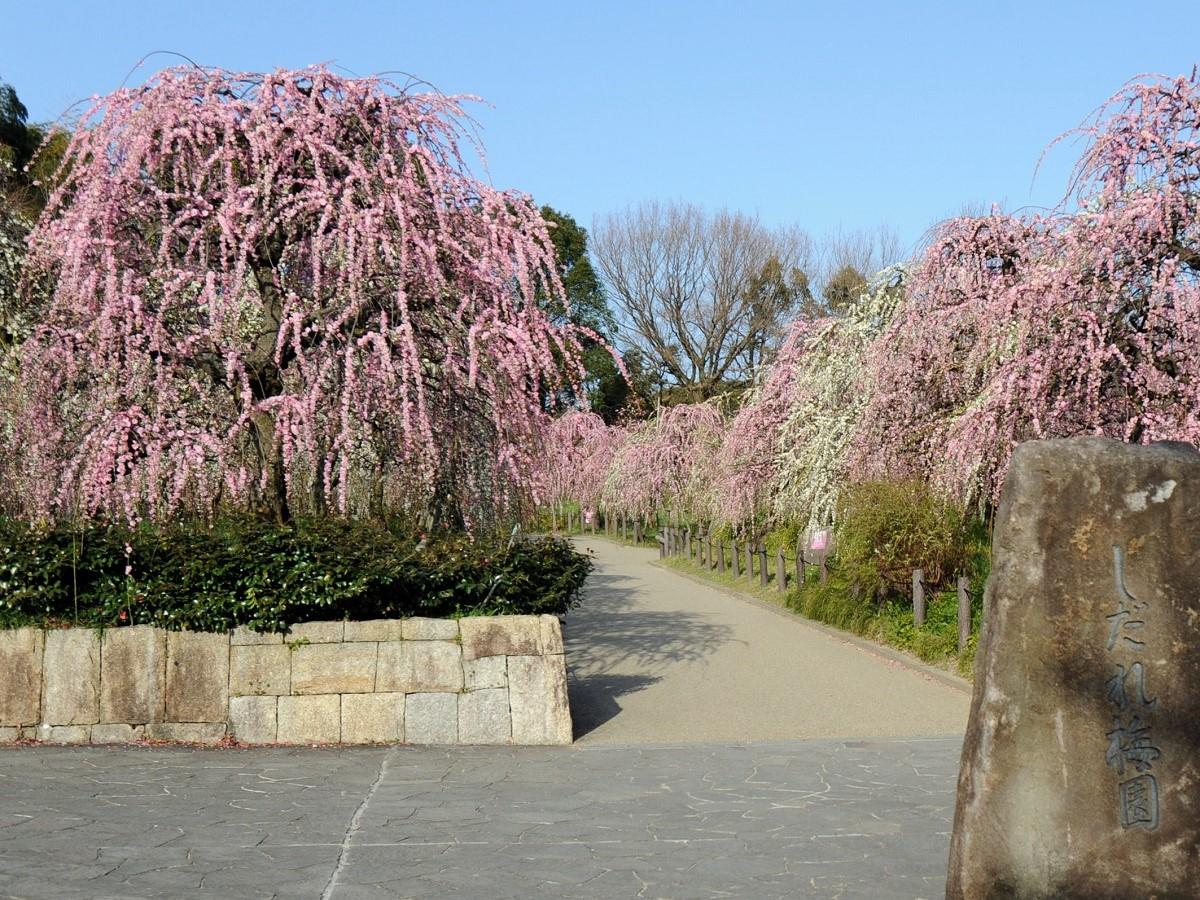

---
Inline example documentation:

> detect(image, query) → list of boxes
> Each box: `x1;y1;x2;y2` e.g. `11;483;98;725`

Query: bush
834;480;974;602
0;517;592;632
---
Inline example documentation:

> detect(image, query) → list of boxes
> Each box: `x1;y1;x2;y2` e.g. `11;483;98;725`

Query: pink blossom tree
854;70;1200;508
5;65;592;530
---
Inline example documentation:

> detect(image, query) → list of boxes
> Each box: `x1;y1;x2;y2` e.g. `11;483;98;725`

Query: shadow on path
564;569;733;739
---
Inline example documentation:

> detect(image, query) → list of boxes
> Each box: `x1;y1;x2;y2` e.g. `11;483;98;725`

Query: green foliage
0;517;592;632
835;480;973;602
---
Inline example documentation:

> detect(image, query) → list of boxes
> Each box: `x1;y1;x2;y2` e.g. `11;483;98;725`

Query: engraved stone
508;655;572;745
0;627;43;726
949;437;1200;898
404;692;458;744
460;615;540;660
376;641;463;693
290;642;377;694
276;694;340;744
458;688;511;744
41;628;100;726
228;695;277;744
341;692;404;744
229;644;290;695
166;630;229;722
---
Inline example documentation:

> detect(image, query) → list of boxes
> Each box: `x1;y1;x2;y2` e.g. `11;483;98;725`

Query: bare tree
592;201;812;401
812;225;904;312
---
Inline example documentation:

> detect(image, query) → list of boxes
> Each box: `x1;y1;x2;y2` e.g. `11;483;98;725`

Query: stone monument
948;437;1200;897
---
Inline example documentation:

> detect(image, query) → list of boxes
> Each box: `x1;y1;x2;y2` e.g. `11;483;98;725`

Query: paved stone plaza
0;738;960;899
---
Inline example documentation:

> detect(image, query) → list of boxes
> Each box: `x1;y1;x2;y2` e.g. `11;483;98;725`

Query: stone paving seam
321;748;394;900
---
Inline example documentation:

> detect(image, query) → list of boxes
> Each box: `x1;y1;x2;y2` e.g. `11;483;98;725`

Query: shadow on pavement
563;570;733;739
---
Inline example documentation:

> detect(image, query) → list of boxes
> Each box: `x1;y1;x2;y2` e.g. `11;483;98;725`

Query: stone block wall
0;615;571;746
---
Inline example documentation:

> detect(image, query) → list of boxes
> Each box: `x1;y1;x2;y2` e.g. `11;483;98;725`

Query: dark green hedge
0;517;592;633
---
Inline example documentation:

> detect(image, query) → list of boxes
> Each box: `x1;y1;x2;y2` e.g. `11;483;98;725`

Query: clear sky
3;1;1196;258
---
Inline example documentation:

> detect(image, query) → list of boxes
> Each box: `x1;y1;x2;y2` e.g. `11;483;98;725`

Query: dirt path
565;536;970;744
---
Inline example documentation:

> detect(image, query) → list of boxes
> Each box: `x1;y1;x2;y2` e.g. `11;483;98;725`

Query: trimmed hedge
0;517;592;632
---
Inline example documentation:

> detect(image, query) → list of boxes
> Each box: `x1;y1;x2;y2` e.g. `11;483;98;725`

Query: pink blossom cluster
3;65;590;526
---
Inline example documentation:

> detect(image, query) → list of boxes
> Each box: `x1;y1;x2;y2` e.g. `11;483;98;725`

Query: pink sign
809;529;830;551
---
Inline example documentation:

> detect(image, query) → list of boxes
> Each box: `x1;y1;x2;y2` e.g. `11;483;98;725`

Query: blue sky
4;1;1196;257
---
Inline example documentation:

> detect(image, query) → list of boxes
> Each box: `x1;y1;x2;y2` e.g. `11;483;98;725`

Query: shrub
834;480;973;603
0;517;592;632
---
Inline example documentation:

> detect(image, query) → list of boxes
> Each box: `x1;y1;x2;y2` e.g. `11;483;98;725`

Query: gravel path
566;536;970;744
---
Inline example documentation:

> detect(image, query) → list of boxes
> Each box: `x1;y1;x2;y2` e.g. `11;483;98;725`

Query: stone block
36;724;90;744
0;627;43;725
402;617;460;641
144;722;226;744
287;620;344;644
344;619;403;642
949;438;1200;898
91;723;143;744
231;626;282;645
539;615;564;655
229;695;277;744
290;642;377;694
276;694;340;744
41;628;100;726
464;655;507;691
458;688;511;745
376;641;463;693
166;630;228;722
0;726;20;743
404;692;458;744
460;615;540;660
341;693;404;744
229;644;290;696
100;625;166;724
509;655;572;745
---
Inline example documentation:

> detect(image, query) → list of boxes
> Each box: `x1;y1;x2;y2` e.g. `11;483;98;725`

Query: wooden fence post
745;541;754;580
684;528;691;559
707;531;714;568
913;569;926;627
634;521;642;544
620;515;627;542
731;538;741;576
795;541;805;586
698;527;706;566
718;540;726;573
759;545;769;588
776;547;786;592
958;575;971;651
658;531;666;558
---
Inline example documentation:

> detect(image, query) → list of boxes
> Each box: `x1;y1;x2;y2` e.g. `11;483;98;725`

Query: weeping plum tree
5;65;594;529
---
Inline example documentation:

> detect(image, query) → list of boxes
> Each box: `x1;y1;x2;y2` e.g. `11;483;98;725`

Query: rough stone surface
229;644;290;696
287;620;344;643
144;722;226;743
228;695;277;744
0;628;43;725
100;626;166;724
458;688;511;744
949;437;1200;899
538;614;564;655
460;615;540;660
402;617;459;641
376;641;463;693
165;630;228;722
0;739;962;899
41;629;100;726
344;619;403;642
463;655;507;691
230;626;282;645
0;726;19;743
35;724;90;744
90;723;143;744
509;654;572;745
404;692;458;744
341;693;404;744
276;694;341;744
290;642;377;694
